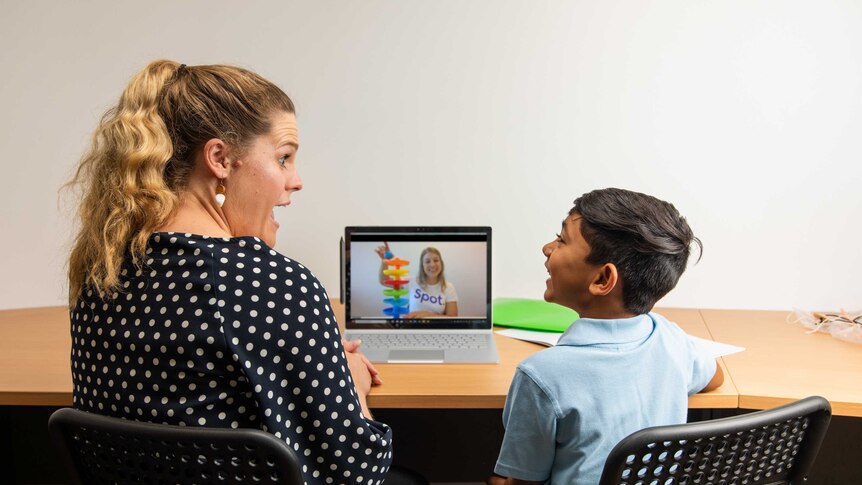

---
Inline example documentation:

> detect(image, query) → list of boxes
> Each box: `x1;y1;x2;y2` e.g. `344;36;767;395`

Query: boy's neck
576;301;637;320
579;310;639;320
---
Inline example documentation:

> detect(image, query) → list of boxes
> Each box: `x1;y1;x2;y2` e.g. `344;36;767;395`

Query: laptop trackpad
388;349;445;363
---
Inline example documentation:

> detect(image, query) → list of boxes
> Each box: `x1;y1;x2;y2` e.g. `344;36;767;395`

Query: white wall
1;1;860;311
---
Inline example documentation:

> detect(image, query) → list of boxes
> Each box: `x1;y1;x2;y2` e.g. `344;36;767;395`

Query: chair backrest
48;408;304;485
599;396;832;485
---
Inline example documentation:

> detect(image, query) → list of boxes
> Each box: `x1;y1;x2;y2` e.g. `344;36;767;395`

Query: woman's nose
288;171;303;191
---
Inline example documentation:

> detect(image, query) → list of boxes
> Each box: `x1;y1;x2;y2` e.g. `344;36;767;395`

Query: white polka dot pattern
70;233;393;484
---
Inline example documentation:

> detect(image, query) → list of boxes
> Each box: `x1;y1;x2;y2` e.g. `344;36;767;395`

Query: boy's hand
702;359;724;392
486;475;544;485
486;474;507;485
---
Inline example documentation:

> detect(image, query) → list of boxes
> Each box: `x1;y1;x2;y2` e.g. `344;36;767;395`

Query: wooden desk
701;309;862;417
0;306;71;406
0;304;735;409
358;307;737;409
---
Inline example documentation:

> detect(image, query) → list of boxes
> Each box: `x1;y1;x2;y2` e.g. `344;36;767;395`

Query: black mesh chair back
599;396;832;485
49;408;304;485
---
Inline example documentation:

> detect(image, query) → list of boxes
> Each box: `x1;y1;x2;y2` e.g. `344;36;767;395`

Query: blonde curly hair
67;60;294;305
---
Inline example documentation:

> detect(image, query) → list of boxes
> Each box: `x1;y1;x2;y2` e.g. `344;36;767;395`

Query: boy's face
542;214;602;311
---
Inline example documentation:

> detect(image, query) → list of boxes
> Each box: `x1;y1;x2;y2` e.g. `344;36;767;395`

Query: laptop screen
343;226;492;330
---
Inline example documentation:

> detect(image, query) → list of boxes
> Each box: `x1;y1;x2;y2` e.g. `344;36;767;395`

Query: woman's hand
345;349;374;395
374;242;390;260
403;311;438;318
344;349;376;419
343;338;382;385
343;339;381;419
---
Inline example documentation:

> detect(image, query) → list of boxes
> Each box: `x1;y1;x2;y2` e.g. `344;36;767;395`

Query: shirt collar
557;314;655;346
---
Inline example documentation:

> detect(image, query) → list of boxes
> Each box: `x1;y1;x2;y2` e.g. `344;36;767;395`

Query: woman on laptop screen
376;244;459;317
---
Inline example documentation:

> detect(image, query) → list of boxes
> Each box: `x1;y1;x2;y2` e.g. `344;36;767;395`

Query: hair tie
176;64;187;76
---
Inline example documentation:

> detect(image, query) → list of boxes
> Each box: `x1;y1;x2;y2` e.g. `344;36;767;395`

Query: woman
68;60;399;484
375;245;458;318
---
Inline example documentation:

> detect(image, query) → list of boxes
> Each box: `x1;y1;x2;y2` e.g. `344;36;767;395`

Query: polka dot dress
71;233;393;484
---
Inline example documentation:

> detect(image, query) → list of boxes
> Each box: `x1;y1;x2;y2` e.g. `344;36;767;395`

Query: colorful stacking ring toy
382;250;410;318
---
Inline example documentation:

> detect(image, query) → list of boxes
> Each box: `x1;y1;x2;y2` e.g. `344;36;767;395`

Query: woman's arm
444;301;459;316
345;348;375;418
403;310;439;318
443;282;459;316
219;245;393;482
378;261;387;285
374;244;388;285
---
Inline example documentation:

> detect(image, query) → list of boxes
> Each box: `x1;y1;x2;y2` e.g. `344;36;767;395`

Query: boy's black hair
571;188;702;315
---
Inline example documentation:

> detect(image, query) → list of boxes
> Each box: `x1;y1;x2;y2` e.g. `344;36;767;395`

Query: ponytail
68;60;182;304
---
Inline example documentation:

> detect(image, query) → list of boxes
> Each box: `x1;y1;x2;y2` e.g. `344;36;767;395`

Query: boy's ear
201;138;231;178
589;263;619;296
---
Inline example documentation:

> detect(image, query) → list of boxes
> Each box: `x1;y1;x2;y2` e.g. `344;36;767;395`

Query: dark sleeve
216;240;392;484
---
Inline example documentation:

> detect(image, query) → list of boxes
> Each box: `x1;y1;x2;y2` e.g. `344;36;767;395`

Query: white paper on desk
495;328;561;347
688;335;745;358
496;329;745;358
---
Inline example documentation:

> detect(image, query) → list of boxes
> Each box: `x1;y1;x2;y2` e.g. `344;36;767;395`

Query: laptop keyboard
351;333;489;350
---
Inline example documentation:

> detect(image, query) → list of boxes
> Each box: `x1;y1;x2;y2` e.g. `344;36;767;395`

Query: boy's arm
701;359;724;392
492;368;557;483
486;475;544;485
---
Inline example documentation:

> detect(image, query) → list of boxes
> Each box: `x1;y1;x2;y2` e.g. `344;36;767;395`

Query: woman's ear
201;138;230;178
589;263;619;296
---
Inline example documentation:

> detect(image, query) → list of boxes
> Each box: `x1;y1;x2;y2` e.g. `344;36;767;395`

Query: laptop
342;226;499;364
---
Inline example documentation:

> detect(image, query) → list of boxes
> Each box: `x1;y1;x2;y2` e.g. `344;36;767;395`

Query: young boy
489;188;723;485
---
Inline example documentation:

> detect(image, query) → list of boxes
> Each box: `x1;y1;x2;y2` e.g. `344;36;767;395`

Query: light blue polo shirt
494;313;717;484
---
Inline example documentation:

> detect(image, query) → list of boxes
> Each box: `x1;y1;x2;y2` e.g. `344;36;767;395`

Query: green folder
492;298;579;332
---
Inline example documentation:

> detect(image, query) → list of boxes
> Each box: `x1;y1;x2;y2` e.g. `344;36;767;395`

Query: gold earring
215;180;226;207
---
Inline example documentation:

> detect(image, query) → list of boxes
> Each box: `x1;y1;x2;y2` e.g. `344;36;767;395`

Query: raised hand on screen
374;241;391;260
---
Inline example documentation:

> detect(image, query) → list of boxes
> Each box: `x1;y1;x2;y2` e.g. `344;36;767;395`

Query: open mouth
271;202;290;227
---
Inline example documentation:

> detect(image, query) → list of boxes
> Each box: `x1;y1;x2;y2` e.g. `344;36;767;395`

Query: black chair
48;408;304;484
599;396;832;485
